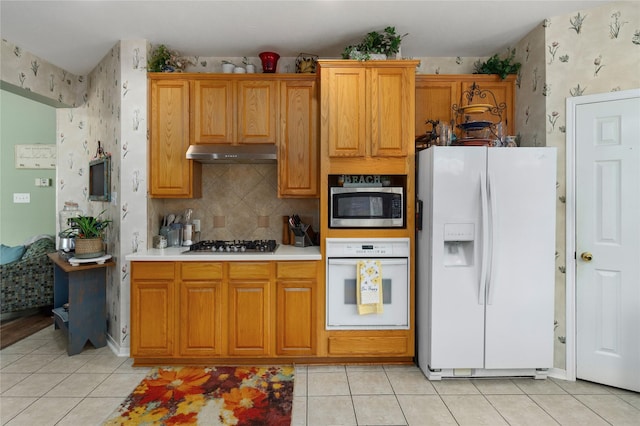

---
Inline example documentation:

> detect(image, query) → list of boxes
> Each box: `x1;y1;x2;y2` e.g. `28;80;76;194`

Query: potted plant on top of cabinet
342;26;408;60
148;44;192;72
473;48;521;80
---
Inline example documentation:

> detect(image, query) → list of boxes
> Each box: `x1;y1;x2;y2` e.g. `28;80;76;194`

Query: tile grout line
384;367;410;426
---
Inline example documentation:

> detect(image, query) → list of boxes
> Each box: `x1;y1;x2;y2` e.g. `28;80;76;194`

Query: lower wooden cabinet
178;262;223;357
131;260;318;361
130;262;176;357
228;262;271;356
276;262;317;356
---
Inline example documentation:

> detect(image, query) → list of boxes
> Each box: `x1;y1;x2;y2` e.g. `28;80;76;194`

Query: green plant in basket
69;210;112;239
66;210;112;259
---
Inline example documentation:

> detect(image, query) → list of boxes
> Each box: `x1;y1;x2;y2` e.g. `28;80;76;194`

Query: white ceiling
1;0;613;75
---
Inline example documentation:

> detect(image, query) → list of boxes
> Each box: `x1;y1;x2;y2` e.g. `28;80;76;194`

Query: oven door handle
328;259;408;266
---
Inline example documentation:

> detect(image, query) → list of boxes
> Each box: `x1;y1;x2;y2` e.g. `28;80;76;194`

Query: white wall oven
326;238;410;330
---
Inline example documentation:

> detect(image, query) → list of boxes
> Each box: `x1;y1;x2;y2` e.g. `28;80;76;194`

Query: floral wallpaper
1;0;636;364
0;39;85;107
514;1;639;370
54;40;148;354
1;38;148;355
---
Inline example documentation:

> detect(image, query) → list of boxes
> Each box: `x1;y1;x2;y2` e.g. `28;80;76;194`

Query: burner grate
187;239;278;253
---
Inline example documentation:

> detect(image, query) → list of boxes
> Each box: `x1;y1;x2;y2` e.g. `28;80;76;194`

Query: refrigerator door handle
487;171;498;305
479;171;489;305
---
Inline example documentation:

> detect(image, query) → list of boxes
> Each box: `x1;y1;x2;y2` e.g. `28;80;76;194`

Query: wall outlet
13;193;31;203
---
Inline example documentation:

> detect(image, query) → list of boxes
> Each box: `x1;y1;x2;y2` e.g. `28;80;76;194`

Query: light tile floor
1;326;639;425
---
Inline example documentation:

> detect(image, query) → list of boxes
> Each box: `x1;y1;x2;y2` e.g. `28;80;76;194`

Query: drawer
277;261;317;279
181;262;223;280
228;262;270;279
328;336;409;355
131;262;174;279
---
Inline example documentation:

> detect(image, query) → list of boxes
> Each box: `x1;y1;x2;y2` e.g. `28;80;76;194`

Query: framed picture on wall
89;156;111;202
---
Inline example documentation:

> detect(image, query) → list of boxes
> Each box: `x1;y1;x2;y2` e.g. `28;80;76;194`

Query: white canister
246;64;256;73
182;224;194;246
234;66;246;74
221;63;235;73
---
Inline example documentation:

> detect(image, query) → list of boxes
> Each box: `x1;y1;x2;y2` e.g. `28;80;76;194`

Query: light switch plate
13;193;30;203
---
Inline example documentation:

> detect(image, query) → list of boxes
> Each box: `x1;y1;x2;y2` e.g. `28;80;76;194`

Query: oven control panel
343;243;392;256
326;238;410;258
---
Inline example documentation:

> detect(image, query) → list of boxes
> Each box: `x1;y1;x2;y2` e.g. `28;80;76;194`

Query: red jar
259;51;280;73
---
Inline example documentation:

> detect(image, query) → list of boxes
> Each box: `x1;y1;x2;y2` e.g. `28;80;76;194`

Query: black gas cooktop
185;240;278;254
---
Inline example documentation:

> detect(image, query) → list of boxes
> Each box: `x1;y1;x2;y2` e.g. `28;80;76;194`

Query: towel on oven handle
356;260;383;315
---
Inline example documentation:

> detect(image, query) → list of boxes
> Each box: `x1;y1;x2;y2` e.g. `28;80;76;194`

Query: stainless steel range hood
186;144;277;163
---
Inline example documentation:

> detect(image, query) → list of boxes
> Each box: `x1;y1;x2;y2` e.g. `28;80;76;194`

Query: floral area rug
104;366;294;426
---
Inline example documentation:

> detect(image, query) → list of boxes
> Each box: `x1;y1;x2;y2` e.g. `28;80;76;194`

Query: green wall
0;89;57;246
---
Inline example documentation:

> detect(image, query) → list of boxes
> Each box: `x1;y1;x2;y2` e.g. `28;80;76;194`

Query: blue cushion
0;244;26;265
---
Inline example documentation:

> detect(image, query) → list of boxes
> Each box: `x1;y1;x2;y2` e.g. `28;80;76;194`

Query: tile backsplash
150;163;318;244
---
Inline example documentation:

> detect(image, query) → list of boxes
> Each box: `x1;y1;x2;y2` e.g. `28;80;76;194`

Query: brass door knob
581;252;593;262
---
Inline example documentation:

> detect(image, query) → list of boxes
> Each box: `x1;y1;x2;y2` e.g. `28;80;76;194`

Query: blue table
48;253;115;355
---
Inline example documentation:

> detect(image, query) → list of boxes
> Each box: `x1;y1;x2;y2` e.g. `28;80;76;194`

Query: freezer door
427;147;487;369
484;147;556;369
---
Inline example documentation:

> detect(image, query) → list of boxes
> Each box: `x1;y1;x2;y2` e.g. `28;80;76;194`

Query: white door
575;93;640;391
485;148;556;369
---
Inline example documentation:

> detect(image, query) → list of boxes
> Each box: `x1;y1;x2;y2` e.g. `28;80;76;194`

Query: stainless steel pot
59;236;75;252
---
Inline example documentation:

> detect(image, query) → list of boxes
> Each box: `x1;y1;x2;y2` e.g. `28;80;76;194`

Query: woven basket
74;238;105;259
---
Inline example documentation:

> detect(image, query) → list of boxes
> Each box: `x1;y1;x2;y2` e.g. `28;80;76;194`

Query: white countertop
126;244;321;262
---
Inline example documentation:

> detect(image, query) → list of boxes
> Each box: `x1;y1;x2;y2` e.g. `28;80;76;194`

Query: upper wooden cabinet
319;60;419;158
148;77;201;198
192;77;278;145
415;74;516;139
192;79;234;143
278;78;319;197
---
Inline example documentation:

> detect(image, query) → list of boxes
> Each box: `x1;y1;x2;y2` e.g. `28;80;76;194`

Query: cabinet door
192;79;234;144
149;79;201;198
228;263;271;356
415;78;459;137
276;261;317;356
460;77;515;136
237;80;278;144
179;263;224;356
325;67;367;157
369;67;412;157
130;262;175;357
279;79;318;197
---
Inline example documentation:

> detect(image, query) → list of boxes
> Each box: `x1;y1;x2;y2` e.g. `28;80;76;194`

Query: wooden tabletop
48;252;115;273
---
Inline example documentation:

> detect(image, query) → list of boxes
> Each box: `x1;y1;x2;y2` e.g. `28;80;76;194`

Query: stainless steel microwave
330;186;404;228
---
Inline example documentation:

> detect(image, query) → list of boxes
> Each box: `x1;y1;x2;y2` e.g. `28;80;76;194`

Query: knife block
290;224;315;247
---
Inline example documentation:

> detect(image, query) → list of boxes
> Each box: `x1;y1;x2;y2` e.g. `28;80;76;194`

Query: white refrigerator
416;146;557;380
